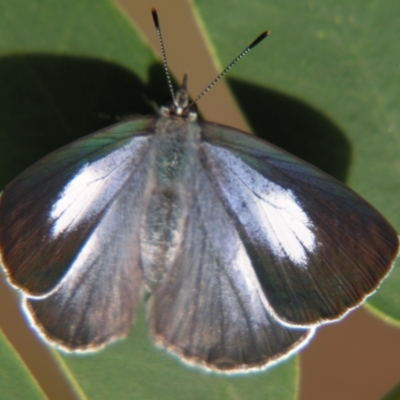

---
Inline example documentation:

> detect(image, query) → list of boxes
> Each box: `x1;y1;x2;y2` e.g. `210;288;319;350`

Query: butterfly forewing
200;122;399;326
0;117;156;296
149;162;312;371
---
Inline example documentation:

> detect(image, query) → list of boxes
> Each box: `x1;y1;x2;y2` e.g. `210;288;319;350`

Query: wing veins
212;146;383;271
53;138;149;228
49;140;151;273
215;145;372;240
196;164;263;357
199;151;303;302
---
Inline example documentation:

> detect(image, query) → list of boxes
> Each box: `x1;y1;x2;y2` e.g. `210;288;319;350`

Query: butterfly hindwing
149;163;311;372
200;122;399;326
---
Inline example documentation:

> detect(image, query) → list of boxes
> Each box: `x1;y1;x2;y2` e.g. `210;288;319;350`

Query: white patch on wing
206;145;317;266
223;231;274;325
50;137;148;238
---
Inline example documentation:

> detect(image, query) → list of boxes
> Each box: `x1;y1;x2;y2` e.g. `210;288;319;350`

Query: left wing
0;117;155;296
24;157;148;351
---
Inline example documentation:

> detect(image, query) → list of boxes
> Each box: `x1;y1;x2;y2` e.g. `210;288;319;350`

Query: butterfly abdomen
139;115;201;290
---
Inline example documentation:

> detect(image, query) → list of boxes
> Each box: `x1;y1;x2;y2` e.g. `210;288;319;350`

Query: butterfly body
141;114;200;290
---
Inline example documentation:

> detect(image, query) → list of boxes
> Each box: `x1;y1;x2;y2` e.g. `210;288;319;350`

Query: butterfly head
161;74;197;121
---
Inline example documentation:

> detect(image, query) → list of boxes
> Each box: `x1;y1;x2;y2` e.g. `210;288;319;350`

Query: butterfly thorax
140;111;201;290
152;111;201;187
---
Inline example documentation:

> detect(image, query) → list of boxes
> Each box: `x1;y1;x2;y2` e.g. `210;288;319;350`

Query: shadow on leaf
0;53;351;189
0;54;167;186
228;78;351;182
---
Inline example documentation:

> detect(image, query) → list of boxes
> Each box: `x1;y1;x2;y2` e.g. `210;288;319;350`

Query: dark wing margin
0;117;155;296
149;165;311;372
200;122;399;326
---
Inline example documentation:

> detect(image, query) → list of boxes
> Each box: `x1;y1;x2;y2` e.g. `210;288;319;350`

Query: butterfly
0;8;398;373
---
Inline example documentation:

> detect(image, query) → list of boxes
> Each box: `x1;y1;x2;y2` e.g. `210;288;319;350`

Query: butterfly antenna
189;30;270;108
151;8;175;102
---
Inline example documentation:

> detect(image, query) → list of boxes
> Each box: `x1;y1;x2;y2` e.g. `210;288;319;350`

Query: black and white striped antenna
151;8;270;109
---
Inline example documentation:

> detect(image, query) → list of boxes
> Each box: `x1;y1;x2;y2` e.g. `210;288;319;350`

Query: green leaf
0;0;159;186
381;381;400;400
61;306;300;400
192;0;400;323
0;329;45;399
0;0;300;399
